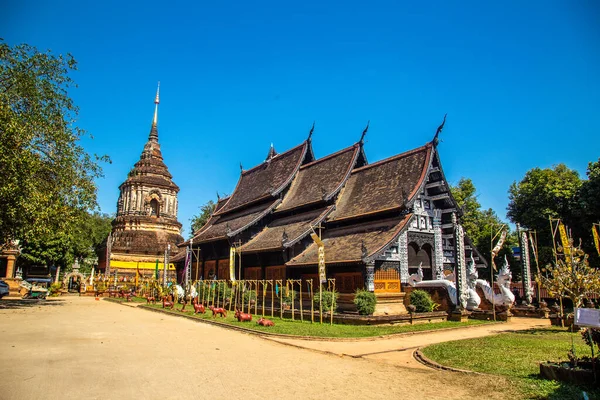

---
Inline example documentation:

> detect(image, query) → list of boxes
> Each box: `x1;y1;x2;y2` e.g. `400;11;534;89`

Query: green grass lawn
139;300;491;338
421;327;599;400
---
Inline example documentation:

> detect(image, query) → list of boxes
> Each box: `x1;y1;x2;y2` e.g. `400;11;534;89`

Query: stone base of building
469;309;512;322
373;293;408;316
512;304;549;318
448;309;471;322
3;277;24;298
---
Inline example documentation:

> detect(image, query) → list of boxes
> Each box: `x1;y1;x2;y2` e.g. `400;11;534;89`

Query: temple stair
374;293;408;316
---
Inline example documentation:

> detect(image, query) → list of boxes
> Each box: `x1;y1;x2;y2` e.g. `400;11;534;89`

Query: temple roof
287;214;412;266
119;86;179;192
276;144;360;213
328;144;432;222
191;198;281;244
215;141;310;215
240;206;333;253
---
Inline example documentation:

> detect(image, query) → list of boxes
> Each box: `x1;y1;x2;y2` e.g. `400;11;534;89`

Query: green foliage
507;164;582;266
19;211;112;272
354;289;377;315
280;285;296;305
0;40;109;245
216;282;232;301
409;289;437;312
538;246;600;308
314;289;339;312
243;289;257;303
581;328;600;354
450;178;517;278
145;301;490;337
189;200;216;237
48;282;62;296
422;328;599;399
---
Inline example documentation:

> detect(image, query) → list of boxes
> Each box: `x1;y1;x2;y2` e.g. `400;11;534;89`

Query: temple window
150;199;160;217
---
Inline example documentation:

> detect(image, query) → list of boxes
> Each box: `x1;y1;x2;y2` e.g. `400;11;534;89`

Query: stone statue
408;263;458;306
475;255;515;308
465;255;481;310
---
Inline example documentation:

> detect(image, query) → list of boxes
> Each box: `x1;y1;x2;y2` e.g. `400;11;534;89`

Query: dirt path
0;297;527;400
266;317;550;369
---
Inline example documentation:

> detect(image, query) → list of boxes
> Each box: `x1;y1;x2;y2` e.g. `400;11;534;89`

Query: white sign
574;307;600;328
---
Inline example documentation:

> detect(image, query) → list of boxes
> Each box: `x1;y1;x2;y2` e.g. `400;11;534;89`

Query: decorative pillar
432;209;444;279
5;254;16;278
365;261;375;292
518;225;533;305
452;213;467;310
398;231;409;283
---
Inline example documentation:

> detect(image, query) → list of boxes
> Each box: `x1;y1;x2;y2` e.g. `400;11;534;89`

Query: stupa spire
149;82;160;142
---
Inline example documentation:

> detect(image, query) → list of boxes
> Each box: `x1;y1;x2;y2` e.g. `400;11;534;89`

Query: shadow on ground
0;299;66;310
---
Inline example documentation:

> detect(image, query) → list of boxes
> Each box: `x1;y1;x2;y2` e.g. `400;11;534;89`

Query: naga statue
465;255;482;310
475;255;515;308
408;256;483;310
408;263;459;307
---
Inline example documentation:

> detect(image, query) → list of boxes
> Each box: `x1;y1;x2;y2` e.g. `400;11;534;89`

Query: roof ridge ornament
149;82;160;142
239;162;244;173
265;143;278;161
307;121;315;142
433;114;447;147
359;120;370;144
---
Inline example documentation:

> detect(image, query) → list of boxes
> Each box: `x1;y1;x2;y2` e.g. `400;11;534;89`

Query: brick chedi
101;84;183;277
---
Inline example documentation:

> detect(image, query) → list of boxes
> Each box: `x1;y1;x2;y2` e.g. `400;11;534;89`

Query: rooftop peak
149;82;160;142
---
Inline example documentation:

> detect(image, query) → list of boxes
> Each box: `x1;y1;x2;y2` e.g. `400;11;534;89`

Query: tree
0;40;108;245
450;178;517;278
574;159;600;266
507;164;582;267
19;211;112;274
189;200;216;236
538;245;600;310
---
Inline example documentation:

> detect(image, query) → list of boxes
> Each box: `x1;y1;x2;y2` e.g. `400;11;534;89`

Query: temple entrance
374;262;401;293
408;242;433;279
63;271;86;293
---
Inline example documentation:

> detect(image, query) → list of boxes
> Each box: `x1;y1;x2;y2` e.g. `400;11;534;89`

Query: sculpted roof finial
359;120;369;144
149;82;160;142
307;121;315;141
433;114;447;147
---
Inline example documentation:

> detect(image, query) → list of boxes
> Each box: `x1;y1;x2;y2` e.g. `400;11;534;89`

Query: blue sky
4;1;600;236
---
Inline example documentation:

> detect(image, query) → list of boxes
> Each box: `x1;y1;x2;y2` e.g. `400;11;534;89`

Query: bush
48;282;62;296
278;285;296;305
314;289;339;312
354;289;377;315
409;289;437;312
243;289;257;303
216;283;232;301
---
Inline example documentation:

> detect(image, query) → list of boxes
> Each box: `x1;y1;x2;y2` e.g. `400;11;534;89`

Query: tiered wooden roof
287;215;413;266
329;144;432;222
240;207;333;253
215;142;309;215
287;144;433;266
240;143;362;253
191;140;311;244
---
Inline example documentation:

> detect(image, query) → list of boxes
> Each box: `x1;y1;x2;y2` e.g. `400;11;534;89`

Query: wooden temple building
98;85;183;278
179;121;485;309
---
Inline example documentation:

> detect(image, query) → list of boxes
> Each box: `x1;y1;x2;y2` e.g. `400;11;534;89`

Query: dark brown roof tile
329;145;432;221
216;142;308;215
287;214;412;266
276;144;359;213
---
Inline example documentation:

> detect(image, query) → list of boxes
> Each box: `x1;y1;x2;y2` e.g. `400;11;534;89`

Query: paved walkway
0;297;541;400
266;317;550;369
